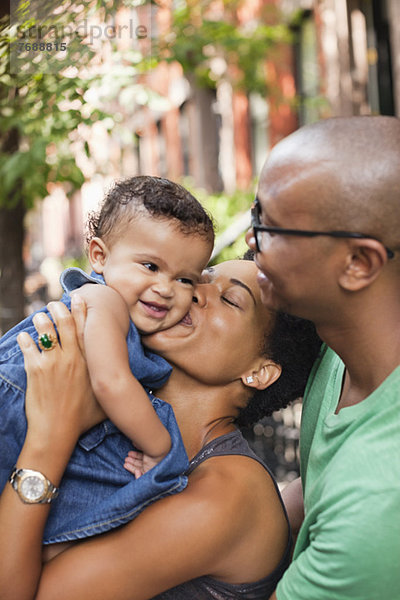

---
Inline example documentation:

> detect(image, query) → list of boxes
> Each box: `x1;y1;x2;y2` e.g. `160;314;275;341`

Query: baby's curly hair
86;176;215;247
236;250;322;428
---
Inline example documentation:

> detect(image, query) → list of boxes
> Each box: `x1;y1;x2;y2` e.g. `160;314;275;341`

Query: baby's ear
88;237;109;273
241;362;281;391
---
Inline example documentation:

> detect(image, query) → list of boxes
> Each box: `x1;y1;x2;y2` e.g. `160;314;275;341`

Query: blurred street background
1;0;399;482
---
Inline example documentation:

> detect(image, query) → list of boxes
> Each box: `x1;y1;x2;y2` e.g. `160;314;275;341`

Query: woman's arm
0;296;287;600
34;456;286;600
75;284;171;464
0;297;102;600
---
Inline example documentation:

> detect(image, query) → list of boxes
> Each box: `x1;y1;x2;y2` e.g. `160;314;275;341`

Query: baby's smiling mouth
140;300;169;318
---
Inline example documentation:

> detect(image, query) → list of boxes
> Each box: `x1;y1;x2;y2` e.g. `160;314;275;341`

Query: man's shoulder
314;343;341;371
303;344;343;400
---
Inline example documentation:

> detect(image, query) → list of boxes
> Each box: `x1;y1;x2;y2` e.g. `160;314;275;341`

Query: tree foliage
0;0;289;331
0;0;154;209
158;0;291;94
0;0;156;331
0;0;289;214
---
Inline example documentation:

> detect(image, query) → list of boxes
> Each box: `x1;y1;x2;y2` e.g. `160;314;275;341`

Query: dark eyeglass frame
251;197;394;259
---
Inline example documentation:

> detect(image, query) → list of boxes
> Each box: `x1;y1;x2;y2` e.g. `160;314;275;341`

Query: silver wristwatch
9;467;59;504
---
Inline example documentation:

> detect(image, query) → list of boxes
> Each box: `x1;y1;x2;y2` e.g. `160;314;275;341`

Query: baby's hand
124;450;164;478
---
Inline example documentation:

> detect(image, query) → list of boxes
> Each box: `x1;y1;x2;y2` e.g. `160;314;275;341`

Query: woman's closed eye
221;294;242;309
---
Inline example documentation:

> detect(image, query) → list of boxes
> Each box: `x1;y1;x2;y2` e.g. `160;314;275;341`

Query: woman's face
143;260;275;386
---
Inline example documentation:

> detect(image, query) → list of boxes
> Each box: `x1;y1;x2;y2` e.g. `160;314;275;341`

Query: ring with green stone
38;333;58;352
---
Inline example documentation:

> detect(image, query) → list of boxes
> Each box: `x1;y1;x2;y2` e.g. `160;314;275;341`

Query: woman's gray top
152;429;292;599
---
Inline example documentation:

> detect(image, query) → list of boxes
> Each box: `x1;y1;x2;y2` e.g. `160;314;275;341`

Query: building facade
26;0;400;300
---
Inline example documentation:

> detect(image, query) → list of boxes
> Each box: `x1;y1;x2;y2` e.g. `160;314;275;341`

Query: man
246;116;400;599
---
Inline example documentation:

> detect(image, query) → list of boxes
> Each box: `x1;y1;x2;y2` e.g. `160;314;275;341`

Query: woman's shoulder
187;439;281;513
180;434;289;583
185;430;286;537
188;429;276;484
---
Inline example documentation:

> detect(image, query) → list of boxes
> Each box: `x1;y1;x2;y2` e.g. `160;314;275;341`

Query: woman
0;258;320;600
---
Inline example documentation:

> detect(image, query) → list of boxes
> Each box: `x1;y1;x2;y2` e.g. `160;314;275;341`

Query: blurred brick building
26;0;400;302
126;0;400;191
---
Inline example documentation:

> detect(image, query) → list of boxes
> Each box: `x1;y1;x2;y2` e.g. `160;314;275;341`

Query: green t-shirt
277;344;400;599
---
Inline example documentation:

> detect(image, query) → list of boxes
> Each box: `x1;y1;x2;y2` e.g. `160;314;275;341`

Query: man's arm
280;477;304;539
270;489;400;600
267;477;303;600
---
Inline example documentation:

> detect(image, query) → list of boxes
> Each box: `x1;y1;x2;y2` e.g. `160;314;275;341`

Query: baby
0;176;214;547
68;176;213;472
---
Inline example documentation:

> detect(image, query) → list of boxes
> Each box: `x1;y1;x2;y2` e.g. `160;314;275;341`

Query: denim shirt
0;267;188;544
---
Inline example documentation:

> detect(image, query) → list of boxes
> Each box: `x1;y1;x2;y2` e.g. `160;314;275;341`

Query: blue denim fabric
0;267;188;544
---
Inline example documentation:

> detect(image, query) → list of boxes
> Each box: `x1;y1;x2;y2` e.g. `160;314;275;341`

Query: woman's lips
140;300;169;319
180;312;192;326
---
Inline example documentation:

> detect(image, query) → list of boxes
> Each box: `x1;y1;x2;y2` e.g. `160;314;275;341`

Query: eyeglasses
251;197;394;259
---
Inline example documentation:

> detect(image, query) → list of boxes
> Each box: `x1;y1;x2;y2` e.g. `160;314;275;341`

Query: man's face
246;158;340;321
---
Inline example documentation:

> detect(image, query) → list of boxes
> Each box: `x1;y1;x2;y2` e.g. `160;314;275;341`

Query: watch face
20;474;46;502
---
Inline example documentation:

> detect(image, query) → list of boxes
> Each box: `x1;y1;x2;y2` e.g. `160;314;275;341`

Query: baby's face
93;215;212;334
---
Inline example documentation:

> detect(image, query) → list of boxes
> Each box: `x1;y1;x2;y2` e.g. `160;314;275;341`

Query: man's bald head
259;116;400;249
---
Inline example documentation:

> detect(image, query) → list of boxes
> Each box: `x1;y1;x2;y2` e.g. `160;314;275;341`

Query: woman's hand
17;296;105;454
0;296;106;600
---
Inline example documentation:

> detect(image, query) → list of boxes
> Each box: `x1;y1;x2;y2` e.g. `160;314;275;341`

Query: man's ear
338;239;387;291
241;362;281;391
88;237;109;274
